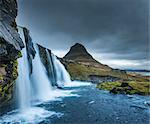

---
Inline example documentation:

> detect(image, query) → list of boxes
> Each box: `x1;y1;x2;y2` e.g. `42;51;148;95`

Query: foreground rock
0;0;24;109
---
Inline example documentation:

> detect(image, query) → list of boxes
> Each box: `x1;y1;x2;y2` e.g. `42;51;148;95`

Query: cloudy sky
17;0;149;69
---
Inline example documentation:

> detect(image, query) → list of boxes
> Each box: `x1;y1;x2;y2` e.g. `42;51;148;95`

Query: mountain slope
63;43;111;70
64;43;96;62
62;43;148;82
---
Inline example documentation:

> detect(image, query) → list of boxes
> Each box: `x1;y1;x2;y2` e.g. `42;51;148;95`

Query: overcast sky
17;0;149;69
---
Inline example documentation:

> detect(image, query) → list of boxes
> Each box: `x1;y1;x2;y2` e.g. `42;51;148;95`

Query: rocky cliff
37;44;57;87
0;0;24;109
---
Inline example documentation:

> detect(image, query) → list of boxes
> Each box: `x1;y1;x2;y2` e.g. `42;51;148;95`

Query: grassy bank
97;81;150;95
65;62;148;82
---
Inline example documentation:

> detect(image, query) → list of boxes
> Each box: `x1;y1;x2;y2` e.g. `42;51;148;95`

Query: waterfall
30;46;53;101
16;40;72;112
16;28;53;111
16;29;32;111
0;28;77;123
50;53;71;87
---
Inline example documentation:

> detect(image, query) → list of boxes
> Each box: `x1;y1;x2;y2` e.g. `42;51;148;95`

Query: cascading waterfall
30;45;53;101
50;53;71;87
0;28;78;123
16;28;32;111
16;28;53;111
16;33;72;112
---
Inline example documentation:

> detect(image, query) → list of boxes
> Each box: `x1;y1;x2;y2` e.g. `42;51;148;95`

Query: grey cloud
17;0;149;62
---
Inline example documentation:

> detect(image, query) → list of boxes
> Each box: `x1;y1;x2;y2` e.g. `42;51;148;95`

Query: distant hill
63;43;111;70
125;69;150;72
61;43;148;82
64;43;96;62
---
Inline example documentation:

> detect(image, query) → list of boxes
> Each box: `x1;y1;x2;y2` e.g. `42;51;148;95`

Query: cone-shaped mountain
63;43;111;70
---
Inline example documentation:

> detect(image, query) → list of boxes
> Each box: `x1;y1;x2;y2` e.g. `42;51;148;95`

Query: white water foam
51;53;71;86
0;107;62;124
64;81;91;87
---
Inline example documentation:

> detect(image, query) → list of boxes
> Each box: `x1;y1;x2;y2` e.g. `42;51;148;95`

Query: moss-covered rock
97;81;150;95
0;0;24;112
0;60;18;108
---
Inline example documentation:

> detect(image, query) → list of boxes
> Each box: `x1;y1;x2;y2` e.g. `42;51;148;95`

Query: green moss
97;81;150;95
11;60;18;79
129;81;150;95
0;85;2;92
18;51;22;58
97;82;121;90
0;74;3;80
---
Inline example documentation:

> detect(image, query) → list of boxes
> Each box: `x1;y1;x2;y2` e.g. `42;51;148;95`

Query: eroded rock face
0;0;17;23
37;44;57;86
23;27;36;74
0;0;24;63
0;0;24;111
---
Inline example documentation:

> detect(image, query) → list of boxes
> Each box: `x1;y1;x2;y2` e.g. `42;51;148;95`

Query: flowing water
15;28;32;111
50;53;71;87
30;46;53;102
0;29;78;123
16;39;32;111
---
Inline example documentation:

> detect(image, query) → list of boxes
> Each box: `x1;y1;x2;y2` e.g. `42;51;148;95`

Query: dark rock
37;44;57;87
88;75;121;83
63;43;112;71
0;0;24;111
64;43;95;61
0;37;22;64
0;0;24;63
0;0;17;23
121;82;129;87
23;27;36;74
0;21;24;50
110;83;134;94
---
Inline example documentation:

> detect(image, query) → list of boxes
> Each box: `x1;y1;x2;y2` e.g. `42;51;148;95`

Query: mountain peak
63;43;111;70
63;43;96;63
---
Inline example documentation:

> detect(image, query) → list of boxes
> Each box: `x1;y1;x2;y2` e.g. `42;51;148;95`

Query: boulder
110;82;133;94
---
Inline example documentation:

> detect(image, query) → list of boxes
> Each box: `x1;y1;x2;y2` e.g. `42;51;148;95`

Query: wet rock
23;27;36;74
37;44;57;86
